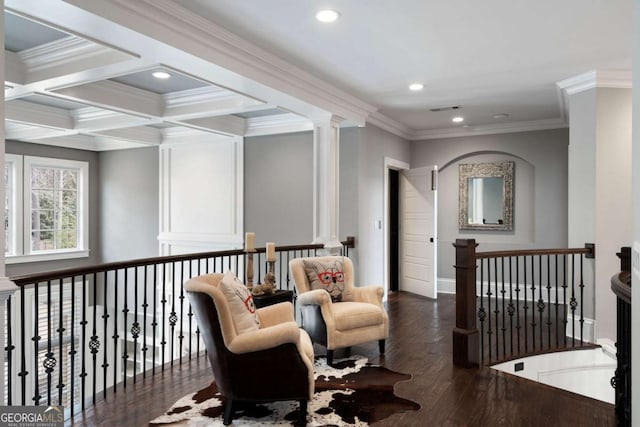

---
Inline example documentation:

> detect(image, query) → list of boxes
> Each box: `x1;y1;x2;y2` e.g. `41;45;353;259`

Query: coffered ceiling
3;0;633;150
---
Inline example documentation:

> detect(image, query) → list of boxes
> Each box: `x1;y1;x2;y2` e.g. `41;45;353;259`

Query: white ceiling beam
163;86;266;120
5;51;25;86
180;115;246;137
6;99;74;129
20;36;136;84
54;80;163;117
5;122;78;141
244;113;313;137
89;126;161;146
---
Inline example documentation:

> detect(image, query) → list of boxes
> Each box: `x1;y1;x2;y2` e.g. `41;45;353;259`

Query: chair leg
379;339;386;355
298;400;308;425
326;349;334;365
223;399;234;425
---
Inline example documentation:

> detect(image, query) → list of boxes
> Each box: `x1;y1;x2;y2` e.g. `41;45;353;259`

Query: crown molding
90;126;162;146
555;69;632;120
164;86;265;121
162;126;233;145
15;134;100;151
366;112;414;140
411;118;568;141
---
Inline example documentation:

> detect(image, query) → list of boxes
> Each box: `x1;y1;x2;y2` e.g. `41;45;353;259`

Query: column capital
310;113;345;128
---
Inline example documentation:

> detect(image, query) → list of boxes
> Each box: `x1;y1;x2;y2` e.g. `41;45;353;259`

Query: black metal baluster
530;256;537;351
6;297;13;405
523;257;528;353
80;274;87;410
70;276;77;414
152;265;157;376
142;266;148;377
161;263;167;370
579;254;585;345
501;257;506;359
90;273;98;405
32;283;40;405
478;259;485;364
169;262;177;367
570;254;576;346
562;255;568;347
508;257;514;357
122;269;129;388
494;258;499;361
179;260;186;364
132;267;140;382
187;260;193;360
112;270;119;394
102;271;108;400
45;280;53;406
515;256;521;355
537;255;544;351
554;254;560;348
57;279;64;407
19;286;26;406
546;255;552;349
487;259;498;363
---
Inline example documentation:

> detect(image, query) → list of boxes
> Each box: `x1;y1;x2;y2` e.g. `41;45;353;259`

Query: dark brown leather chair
185;273;314;425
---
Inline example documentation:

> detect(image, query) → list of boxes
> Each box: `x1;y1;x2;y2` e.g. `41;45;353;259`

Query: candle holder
245;249;256;290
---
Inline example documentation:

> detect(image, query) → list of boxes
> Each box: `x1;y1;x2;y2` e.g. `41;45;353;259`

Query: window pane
29;162;83;253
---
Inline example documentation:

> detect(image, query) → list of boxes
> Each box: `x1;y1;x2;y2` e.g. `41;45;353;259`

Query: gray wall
244;132;314;246
632;1;640;411
5;141;101;276
358;124;411;286
99;146;159;262
339;127;359;240
411;128;570;281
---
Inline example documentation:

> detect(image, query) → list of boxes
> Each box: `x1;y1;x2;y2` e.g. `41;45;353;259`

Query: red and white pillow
219;270;260;334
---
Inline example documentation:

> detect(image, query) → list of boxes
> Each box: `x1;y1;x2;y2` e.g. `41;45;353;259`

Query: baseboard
565;314;595;344
438;278;456;294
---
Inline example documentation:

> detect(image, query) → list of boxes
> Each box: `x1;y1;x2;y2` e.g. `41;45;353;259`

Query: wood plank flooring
69;292;614;426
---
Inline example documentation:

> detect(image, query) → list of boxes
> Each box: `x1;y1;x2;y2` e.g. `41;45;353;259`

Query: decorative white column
0;3;19;405
312;115;343;254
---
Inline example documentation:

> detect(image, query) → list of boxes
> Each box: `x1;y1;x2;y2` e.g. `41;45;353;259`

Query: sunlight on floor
491;341;616;404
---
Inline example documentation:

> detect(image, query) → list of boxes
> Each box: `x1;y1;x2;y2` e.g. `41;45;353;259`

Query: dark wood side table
252;289;294;309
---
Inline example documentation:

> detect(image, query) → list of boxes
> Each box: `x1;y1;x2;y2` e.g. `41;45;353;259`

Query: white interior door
399;166;438;299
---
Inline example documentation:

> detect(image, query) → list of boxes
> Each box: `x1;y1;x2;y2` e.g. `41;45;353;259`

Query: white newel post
312;116;343;255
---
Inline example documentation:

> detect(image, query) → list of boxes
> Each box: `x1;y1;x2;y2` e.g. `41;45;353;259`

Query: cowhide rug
150;356;420;426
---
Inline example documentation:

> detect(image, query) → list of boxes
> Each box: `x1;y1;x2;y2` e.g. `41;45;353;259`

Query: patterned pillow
303;258;351;302
219;270;260;334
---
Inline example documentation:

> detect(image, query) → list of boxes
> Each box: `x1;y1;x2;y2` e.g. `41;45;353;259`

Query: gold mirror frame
459;161;514;231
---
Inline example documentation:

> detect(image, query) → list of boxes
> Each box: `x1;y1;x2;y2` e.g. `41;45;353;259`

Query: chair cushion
332;301;384;331
220;270;260;334
303;258;352;302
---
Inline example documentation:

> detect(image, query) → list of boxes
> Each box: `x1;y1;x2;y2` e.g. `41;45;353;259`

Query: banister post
452;239;479;367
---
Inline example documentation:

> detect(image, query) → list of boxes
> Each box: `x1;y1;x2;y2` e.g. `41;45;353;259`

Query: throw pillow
219;270;260;334
303;258;351;302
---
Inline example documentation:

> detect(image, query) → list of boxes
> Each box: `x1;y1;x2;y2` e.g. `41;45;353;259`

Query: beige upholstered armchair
289;256;389;365
185;272;314;425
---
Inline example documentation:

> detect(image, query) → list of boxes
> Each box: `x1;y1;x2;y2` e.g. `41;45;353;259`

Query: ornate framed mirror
459;161;514;231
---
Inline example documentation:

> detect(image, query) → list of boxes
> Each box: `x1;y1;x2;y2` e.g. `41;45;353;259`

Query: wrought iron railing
453;239;595;367
5;238;355;417
612;246;631;426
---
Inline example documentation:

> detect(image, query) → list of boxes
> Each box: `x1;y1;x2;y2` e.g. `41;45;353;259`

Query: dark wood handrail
10;237;355;286
611;271;631;304
477;246;593;259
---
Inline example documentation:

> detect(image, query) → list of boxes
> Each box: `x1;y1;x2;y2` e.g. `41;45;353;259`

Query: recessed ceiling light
493;113;509;119
316;9;340;23
409;83;424;91
452;116;464;123
152;71;171;79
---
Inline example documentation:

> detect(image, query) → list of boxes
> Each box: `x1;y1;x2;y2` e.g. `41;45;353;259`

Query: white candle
266;242;276;261
245;232;255;251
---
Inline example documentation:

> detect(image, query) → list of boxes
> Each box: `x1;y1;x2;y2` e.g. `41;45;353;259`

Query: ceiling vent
429;105;461;112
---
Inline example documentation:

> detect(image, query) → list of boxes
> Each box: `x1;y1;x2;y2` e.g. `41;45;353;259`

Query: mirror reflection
459;161;514;231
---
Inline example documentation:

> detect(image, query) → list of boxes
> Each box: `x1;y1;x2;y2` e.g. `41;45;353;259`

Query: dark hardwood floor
69;292;614;426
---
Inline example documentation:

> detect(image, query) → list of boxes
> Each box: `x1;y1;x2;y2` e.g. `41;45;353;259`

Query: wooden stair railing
612;246;631;426
453;239;595;367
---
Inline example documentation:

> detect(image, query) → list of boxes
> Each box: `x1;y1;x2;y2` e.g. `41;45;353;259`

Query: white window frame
6;155;89;264
5;154;23;257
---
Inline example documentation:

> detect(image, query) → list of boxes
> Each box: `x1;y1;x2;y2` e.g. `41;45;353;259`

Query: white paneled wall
158;135;244;255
